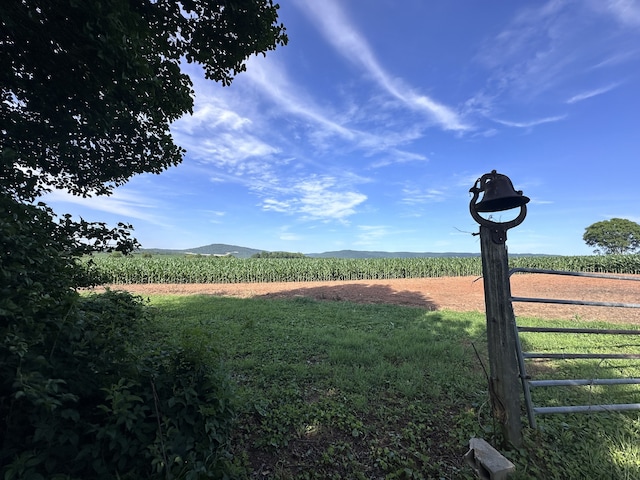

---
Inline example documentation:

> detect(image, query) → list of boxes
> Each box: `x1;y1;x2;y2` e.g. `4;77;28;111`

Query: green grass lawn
147;294;640;479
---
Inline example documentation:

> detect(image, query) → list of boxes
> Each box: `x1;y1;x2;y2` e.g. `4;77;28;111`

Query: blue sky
43;0;640;255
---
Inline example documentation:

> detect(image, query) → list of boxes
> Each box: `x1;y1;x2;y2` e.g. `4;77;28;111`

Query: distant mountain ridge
141;243;551;259
305;250;479;259
141;244;263;259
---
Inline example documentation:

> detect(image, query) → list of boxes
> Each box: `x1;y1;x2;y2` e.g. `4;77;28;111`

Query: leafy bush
1;196;240;479
2;289;239;479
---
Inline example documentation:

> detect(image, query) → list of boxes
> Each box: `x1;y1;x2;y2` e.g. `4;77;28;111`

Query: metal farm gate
510;268;640;429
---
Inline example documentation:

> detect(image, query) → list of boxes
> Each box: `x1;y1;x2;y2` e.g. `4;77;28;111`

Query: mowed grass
147;294;640;479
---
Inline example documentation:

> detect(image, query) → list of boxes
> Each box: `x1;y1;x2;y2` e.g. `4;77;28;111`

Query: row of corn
85;254;640;284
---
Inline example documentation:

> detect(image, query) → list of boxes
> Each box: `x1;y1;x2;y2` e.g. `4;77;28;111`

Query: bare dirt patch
99;273;640;323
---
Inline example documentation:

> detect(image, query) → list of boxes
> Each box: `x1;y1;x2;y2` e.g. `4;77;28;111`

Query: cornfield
86;254;640;284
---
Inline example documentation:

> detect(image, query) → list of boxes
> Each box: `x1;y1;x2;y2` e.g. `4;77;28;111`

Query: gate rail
509;268;640;428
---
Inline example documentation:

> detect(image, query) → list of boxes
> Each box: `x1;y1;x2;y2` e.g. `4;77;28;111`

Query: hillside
141;244;263;259
141;244;482;259
305;250;479;259
141;243;550;259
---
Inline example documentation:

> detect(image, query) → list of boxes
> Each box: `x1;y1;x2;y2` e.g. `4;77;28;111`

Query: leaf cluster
2;290;239;479
1;0;288;200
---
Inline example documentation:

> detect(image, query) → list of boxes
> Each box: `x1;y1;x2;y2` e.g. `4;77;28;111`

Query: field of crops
87;254;640;284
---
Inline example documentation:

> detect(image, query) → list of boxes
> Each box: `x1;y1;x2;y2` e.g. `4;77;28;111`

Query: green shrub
2;290;239;479
1;196;240;479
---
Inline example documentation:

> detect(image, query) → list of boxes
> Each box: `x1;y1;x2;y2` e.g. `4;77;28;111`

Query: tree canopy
583;218;640;255
1;2;287;477
1;0;287;201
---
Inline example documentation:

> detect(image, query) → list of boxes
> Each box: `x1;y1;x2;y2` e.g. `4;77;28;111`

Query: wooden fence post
479;224;523;448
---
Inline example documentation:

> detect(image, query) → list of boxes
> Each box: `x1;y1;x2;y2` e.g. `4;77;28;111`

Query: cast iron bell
474;170;530;212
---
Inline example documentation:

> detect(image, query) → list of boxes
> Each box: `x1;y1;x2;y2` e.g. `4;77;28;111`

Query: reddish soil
101;273;640;324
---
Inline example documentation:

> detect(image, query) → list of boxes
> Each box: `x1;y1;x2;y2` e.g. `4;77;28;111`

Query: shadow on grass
255;282;439;309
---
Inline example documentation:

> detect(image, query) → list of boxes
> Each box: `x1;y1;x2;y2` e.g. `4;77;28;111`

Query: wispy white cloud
471;0;639;117
292;0;470;132
591;0;640;27
474;0;573;93
355;225;394;246
171;63;381;225
369;150;428;169
401;187;447;206
172;17;444;188
565;83;621;103
191;134;279;165
589;50;640;70
170;74;287;194
244;56;434;160
175;96;251;134
41;189;170;226
492;115;567;128
278;226;302;242
241;55;438;169
202;210;226;223
262;198;291;214
261;175;367;222
172;87;280;169
297;178;367;221
243;57;357;141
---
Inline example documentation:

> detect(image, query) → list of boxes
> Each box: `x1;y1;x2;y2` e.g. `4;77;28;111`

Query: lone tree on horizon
583;218;640;255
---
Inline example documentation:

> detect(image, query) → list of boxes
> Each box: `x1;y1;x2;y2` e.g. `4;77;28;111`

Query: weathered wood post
469;170;529;448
